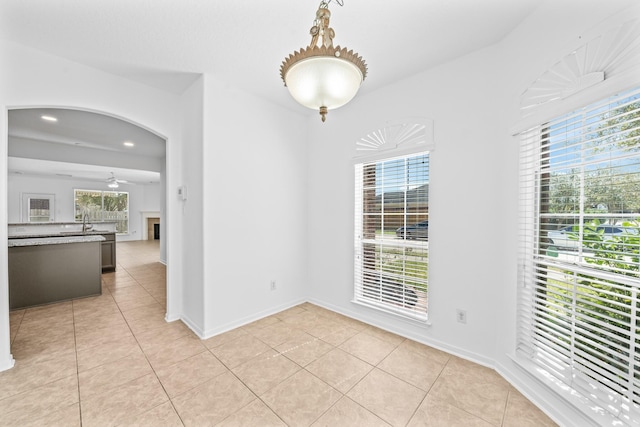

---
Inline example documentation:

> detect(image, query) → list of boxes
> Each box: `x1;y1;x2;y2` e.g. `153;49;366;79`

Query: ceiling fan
105;172;127;188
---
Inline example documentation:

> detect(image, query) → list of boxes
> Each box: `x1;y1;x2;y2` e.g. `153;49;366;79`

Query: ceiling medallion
280;0;367;122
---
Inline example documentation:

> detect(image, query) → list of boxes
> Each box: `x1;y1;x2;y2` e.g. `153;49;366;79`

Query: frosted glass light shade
280;2;367;121
284;56;364;110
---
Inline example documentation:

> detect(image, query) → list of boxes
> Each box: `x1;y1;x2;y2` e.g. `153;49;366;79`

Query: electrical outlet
270;281;276;291
456;309;467;324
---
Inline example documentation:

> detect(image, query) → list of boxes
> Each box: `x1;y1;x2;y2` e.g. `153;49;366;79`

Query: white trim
21;193;55;223
512;7;640;135
520;18;640;114
164;312;180;323
0;355;15;373
179;298;306;340
308;297;495;368
507;355;627;427
140;211;160;240
179;313;206;338
351;299;429;324
353;118;435;163
511;74;640;135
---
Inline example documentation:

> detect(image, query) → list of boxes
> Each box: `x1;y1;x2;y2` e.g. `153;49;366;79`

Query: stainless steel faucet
82;213;90;232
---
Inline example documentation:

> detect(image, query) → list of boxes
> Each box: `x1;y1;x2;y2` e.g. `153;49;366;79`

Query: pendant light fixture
280;0;367;122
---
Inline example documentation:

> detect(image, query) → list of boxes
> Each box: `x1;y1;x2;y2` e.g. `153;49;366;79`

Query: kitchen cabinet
8;236;103;309
8;222;118;272
100;232;116;272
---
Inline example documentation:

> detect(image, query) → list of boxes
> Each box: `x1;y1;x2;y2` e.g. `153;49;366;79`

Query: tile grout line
109;263;187;426
71;298;84;427
403;349;452;426
318;333;406;426
8;310;25;348
236;311;340;426
500;389;513;427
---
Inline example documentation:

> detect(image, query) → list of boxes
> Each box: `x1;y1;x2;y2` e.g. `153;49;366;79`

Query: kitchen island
9;222;117;272
8;235;105;310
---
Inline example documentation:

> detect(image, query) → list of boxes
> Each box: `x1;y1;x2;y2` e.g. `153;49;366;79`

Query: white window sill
510;354;638;427
351;299;430;326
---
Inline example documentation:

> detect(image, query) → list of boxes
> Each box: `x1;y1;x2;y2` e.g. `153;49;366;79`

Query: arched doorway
4;106;169;366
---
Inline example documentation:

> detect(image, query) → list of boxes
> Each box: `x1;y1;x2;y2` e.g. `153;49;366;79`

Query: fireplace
141;211;161;241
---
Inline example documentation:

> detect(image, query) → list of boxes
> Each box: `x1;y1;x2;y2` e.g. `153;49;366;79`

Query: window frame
517;86;640;425
21;193;55;223
353;151;430;322
74;189;130;234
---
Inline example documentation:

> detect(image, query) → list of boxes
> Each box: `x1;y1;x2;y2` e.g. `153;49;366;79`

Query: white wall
306;44;508;363
200;74;309;337
0;39;183;371
178;76;205;331
142;182;161;212
7;174;160;241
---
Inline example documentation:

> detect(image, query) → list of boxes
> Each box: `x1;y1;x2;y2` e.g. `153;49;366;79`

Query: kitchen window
22;193;55;222
74;189;129;234
354;152;429;321
517;86;640;424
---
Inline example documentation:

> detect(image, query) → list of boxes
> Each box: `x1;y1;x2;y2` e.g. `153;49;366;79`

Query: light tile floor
2;240;557;426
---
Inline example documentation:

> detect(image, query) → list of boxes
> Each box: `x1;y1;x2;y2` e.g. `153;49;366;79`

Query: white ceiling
8;108;165;184
0;0;542;104
8;157;161;186
9;108;165;157
0;0;542;182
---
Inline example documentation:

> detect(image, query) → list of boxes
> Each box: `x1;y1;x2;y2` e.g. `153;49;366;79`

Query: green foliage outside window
551;220;640;389
74;189;129;233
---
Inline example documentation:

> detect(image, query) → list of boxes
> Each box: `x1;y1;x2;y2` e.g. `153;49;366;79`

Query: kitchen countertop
8;221;117;226
8;235;106;247
8;230;116;239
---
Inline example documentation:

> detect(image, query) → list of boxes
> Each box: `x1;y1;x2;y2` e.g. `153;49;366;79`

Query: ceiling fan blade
106;172;126;183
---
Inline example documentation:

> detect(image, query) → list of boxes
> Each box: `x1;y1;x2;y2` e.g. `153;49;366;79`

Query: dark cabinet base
101;233;116;272
9;241;102;310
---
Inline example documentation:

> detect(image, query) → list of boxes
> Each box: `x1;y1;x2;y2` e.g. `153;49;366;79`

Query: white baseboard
199;298;306;340
0;355;15;372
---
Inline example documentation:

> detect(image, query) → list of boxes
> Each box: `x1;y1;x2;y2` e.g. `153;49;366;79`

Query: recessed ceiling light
123;141;135;147
41;115;58;122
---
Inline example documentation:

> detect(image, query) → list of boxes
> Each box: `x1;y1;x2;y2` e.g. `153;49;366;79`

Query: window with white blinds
518;86;640;424
354;153;429;321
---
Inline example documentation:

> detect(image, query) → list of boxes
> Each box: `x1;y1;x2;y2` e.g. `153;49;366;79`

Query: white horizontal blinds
517;125;542;360
354;152;429;321
518;86;640;424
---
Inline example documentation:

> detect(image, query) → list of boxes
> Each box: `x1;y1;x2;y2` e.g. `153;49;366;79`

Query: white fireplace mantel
141;211;160;240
